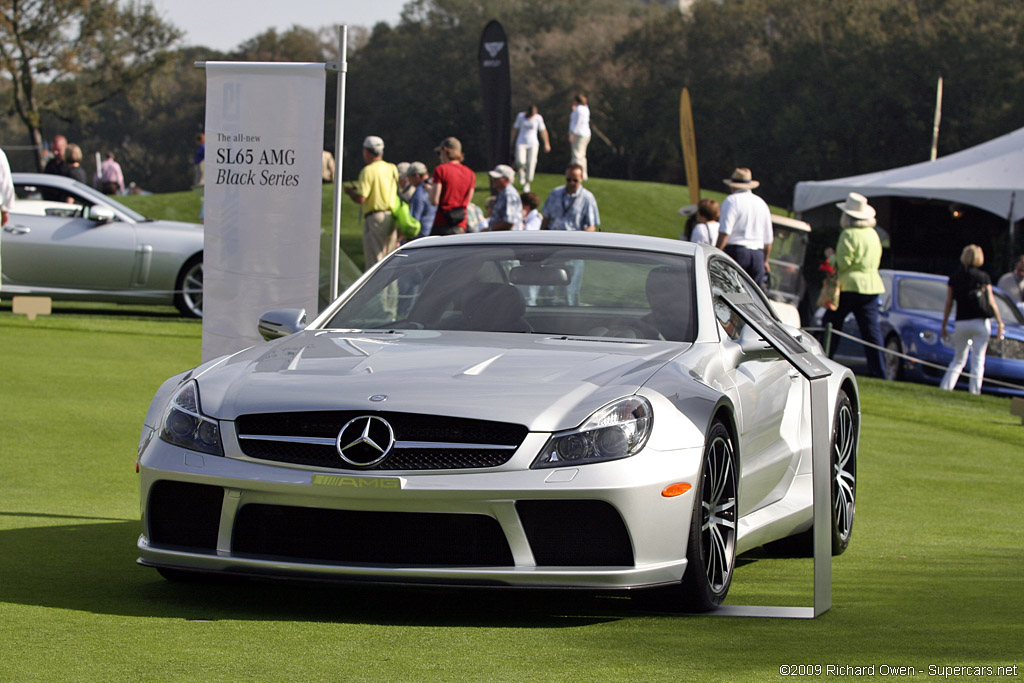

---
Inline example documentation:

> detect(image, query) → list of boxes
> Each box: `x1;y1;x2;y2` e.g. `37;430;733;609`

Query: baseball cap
488;164;515;181
434;137;462;153
404;161;428;177
363;135;384;154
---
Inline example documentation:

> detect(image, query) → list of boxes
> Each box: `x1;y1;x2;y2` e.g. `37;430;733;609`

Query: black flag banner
478;20;511;171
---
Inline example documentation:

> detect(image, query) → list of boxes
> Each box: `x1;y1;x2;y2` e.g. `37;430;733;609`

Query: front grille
516;500;634;566
147;480;223;552
232;503;514;566
235;411;527;471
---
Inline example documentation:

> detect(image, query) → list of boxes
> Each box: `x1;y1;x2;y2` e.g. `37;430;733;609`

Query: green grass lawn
1;301;1022;681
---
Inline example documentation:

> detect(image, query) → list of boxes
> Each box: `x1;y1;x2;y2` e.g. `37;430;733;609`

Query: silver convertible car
137;232;859;611
1;173;204;317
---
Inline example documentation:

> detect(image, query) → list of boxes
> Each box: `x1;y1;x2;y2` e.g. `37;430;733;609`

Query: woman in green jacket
822;192;887;378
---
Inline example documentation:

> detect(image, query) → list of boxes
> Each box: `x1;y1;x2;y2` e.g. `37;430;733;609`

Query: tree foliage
0;0;181;169
5;0;1024;206
610;0;1024;205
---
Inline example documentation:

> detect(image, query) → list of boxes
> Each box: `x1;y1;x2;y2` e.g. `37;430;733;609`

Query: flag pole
330;25;349;303
930;76;943;161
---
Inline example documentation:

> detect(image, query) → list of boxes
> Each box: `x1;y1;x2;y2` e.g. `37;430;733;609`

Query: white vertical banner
202;62;326;362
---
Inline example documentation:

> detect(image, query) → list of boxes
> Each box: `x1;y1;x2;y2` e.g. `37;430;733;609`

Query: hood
146;219;204;234
194;330;685;432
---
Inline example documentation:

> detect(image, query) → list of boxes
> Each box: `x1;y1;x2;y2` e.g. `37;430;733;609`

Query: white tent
793;126;1024;222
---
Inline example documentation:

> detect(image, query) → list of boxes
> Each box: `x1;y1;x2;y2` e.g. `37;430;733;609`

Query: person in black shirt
940;244;1004;394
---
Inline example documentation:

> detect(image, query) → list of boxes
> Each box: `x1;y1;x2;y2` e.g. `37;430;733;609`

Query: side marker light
661;483;692;497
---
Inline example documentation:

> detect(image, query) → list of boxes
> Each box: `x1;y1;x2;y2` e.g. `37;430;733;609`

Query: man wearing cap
487;164;522;231
405;162;436;239
715;168;773;287
429;137;475;236
344;135;399;269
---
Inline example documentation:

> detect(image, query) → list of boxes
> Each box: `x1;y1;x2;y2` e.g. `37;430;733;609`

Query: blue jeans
823;291;886;379
724;245;766;288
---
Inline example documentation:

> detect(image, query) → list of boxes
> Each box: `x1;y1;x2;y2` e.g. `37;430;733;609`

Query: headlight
159;380;223;456
919;330;938;345
532;396;652;469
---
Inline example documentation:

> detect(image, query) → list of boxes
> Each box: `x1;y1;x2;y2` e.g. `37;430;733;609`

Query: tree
340;0;653;181
0;0;181;169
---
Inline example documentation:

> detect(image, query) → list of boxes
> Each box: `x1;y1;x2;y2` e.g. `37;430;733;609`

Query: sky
152;0;408;52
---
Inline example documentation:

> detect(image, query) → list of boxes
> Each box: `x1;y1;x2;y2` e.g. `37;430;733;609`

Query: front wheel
679;421;738;611
174;254;203;318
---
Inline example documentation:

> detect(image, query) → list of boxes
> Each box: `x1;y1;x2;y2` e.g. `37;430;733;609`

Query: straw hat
723;167;759;189
835;192;876;220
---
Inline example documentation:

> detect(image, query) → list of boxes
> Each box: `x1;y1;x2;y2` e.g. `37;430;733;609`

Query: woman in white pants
940;244;1004;394
568;93;591;180
512;105;550;192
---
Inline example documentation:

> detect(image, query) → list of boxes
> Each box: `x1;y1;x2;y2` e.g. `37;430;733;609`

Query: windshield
324;244;697;342
15;177;148;222
896;275;1024;325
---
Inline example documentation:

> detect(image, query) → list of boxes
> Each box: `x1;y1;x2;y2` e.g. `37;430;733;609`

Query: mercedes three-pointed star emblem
336;416;395;468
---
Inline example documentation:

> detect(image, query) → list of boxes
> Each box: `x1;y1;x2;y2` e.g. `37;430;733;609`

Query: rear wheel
174;254;203;318
831;390;857;553
765;389;857;556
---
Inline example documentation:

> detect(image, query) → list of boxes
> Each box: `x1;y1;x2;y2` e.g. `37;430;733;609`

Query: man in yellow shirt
344;136;399;269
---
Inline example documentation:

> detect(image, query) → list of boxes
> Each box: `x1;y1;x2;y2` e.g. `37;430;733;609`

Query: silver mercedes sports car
137;232;859;611
1;173;204;317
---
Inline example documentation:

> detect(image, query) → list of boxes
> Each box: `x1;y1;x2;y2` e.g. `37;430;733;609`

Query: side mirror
258;308;307;341
739;335;775;359
89;205;116;223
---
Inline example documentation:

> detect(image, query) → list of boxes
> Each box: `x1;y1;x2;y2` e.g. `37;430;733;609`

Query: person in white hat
715;167;773;286
487;164;522;231
821;192;887;378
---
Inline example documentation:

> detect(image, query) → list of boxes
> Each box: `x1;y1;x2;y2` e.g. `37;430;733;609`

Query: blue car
823;269;1024;395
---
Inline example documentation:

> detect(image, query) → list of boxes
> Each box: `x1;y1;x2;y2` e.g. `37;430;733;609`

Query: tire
884;334;904;381
765;388;858;557
830;389;857;554
174;254;203;318
678;421;738;611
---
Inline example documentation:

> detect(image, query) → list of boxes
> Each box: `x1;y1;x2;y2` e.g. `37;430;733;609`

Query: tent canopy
794;126;1024;222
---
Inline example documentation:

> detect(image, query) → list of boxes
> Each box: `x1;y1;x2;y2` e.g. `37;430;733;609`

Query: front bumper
138;429;703;589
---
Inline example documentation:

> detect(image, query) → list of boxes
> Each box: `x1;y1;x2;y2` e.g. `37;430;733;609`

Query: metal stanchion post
823;322;833;356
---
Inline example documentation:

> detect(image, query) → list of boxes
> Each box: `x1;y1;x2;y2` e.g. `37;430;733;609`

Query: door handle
3;225;30;235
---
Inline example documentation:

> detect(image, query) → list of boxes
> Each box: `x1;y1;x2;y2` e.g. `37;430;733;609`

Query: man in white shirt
715;168;773;287
568;93;591;180
997;254;1024;306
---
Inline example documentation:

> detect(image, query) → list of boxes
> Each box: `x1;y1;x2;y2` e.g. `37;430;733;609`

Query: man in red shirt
428;137;475;236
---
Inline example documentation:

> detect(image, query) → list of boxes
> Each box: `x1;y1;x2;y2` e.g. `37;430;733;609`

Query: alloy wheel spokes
702;435;736;589
832;404;856;538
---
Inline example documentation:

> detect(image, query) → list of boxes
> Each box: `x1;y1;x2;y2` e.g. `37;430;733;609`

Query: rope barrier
804;323;1024;393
